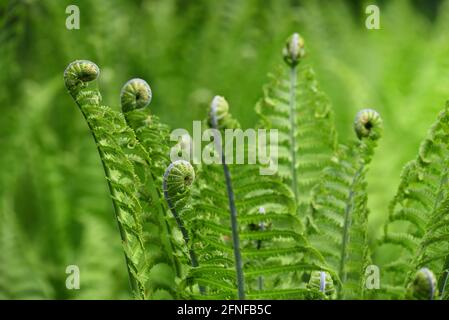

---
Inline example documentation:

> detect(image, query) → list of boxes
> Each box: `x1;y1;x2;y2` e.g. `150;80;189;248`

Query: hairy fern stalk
63;32;449;300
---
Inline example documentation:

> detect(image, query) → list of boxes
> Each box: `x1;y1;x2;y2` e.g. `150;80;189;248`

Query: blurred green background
1;0;449;299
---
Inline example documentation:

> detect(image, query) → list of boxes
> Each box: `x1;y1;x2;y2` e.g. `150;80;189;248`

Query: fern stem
282;33;305;203
338;163;364;298
210;96;246;300
289;65;299;203
439;257;449;299
257;207;265;291
222;159;245;299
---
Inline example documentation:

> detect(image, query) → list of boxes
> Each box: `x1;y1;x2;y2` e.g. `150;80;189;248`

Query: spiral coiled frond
120;78;152;113
64;60;100;96
163;160;195;210
162;161;204;295
354;109;382;141
282;33;305;67
120;78;171;184
406;268;438;300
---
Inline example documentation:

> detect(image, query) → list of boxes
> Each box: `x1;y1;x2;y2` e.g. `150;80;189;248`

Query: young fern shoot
162;160;206;295
307;271;336;299
283;33;305;203
256;33;336;219
406;268;439;300
307;108;382;299
209;96;246;300
163;160;198;267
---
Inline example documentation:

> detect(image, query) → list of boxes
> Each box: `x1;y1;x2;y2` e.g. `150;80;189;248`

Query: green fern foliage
182;95;332;300
377;103;449;298
307;109;382;299
0;200;52;299
60;30;449;301
64;61;176;299
255;33;337;216
73;214;131;299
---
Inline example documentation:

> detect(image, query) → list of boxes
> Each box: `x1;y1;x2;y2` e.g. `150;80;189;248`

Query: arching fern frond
64;61;177;299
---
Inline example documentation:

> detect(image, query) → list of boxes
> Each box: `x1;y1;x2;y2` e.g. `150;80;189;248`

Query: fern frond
64;60;177;299
255;33;337;216
406;162;449;299
308;109;382;299
119;78;187;297
377;103;449;297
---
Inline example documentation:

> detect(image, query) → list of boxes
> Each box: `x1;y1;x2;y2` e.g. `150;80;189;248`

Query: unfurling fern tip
354;109;382;141
121;78;152;113
283;33;305;67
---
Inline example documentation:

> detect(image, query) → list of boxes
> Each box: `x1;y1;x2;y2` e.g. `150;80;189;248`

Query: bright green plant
63;31;449;300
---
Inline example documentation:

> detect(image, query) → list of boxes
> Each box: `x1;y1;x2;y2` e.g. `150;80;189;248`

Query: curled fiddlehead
208;95;239;130
121;78;152;112
406;268;439;300
120;78;171;179
282;32;306;67
64;60;100;97
163;160;195;211
354;109;383;144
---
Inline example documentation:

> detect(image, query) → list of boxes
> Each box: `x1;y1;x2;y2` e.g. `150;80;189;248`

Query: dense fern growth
0;200;51;299
182;95;333;300
60;29;449;301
